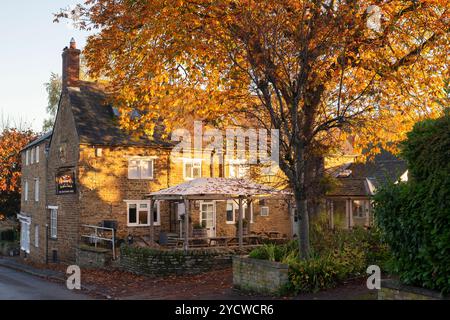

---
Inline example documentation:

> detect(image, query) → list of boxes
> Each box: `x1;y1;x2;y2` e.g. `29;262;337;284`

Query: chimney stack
62;38;81;89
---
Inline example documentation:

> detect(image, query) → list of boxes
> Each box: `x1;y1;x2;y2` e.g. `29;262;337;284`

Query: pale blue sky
0;1;91;132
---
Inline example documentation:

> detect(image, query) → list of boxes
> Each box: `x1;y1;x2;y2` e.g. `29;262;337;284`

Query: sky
0;0;91;132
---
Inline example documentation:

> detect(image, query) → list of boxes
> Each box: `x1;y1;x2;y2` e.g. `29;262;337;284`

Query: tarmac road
0;265;91;300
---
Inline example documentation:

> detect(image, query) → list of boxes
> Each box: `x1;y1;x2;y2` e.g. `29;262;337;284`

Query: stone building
19;40;293;263
19;40;406;264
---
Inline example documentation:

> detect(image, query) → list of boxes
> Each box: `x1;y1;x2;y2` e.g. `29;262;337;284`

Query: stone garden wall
119;245;258;276
232;256;289;294
378;279;449;300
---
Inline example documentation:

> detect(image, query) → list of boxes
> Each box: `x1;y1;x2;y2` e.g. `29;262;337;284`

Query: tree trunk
295;189;310;259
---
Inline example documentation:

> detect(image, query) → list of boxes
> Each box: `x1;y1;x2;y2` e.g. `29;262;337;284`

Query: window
34;179;39;202
24;180;28;201
126;200;160;227
36;146;39;163
260;206;269;217
50;208;57;239
229;163;249;178
26;150;29;166
19;218;30;253
30;147;34;164
128;158;154;180
226;201;252;224
226;201;235;224
34;225;39;248
183;159;202;180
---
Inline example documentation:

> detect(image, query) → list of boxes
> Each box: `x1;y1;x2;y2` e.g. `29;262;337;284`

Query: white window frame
49;208;58;239
34;224;39;248
36;146;39;163
228;159;249;178
183;159;202;180
34;178;39;202
226;200;253;224
127;157;155;180
30;147;34;164
226;201;235;224
24;180;28;201
125;200;160;227
25;150;29;166
18;215;31;254
260;206;269;217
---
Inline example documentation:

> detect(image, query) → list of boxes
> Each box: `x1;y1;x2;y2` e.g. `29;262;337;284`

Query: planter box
233;256;289;295
378;279;449;300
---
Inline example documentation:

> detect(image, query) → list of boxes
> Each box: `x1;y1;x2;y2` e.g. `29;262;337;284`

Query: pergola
146;178;289;250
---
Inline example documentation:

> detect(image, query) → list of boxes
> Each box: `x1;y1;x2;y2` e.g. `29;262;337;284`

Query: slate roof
327;150;407;197
23;131;53;150
67;82;174;147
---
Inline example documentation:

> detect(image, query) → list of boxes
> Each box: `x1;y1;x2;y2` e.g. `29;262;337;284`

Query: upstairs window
128;158;154;180
183;159;202;180
229;163;249;178
25;150;29;166
34;179;39;202
36;146;39;163
30;148;34;164
24;180;28;201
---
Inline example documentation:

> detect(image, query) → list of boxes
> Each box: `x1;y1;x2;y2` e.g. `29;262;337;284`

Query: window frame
36;146;39;163
34;224;39;248
260;206;270;217
127;157;155;180
49;208;58;239
226;201;235;224
25;150;29;166
183;159;202;180
24;180;28;201
125;200;160;227
34;178;39;202
228;161;250;178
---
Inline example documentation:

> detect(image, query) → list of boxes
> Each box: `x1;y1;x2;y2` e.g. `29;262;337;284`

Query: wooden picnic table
175;234;263;247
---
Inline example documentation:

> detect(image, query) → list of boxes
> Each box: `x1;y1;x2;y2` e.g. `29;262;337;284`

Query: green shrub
248;227;390;294
374;111;450;294
288;254;340;293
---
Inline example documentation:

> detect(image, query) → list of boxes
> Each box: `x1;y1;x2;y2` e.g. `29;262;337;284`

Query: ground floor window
225;200;253;224
34;224;39;248
327;198;372;229
18;214;31;253
126;200;160;227
50;208;58;239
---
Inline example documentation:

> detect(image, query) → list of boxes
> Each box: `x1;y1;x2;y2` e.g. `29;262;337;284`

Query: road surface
0;265;91;300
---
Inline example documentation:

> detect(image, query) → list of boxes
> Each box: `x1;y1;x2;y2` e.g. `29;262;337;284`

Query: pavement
0;257;93;300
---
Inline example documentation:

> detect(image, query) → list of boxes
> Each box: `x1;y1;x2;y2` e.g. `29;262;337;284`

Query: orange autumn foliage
58;0;449;256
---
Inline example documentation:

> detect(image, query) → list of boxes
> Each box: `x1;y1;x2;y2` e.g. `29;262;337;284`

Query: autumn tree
42;73;62;132
59;0;449;257
0;128;36;217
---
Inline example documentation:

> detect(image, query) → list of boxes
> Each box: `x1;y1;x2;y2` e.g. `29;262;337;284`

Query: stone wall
119;245;257;275
378;279;449;300
76;246;112;268
232;256;289;295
